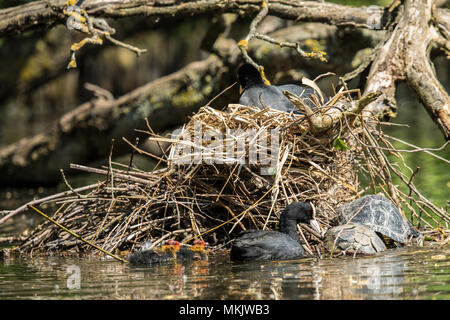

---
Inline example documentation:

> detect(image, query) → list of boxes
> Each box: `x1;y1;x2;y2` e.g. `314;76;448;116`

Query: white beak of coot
309;219;322;236
309;203;322;235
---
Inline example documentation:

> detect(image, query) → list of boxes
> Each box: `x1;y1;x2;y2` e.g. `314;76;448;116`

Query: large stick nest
16;92;449;257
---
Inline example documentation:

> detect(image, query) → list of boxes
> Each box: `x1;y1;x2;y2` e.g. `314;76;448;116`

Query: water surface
1;246;448;300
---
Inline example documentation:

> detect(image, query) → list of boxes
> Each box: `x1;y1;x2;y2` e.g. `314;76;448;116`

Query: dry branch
3;0;447;38
0;0;388;37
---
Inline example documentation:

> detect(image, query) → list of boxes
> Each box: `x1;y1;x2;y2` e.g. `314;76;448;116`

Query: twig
123;136;167;163
60;169;88;198
104;33;147;56
0;183;100;225
70;163;153;185
65;1;147;69
127;137;139;173
237;0;326;81
0;236;27;244
28;205;128;263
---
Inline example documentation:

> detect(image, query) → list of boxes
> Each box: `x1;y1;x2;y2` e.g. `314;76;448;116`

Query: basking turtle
325;194;422;255
325;222;387;255
337;194;422;245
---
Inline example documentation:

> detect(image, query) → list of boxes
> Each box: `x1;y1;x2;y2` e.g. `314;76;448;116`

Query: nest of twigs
14;90;450;257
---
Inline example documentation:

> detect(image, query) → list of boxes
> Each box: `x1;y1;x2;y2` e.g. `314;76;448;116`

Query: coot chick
230;202;322;261
128;240;182;266
128;240;206;266
190;239;209;260
237;63;323;113
128;245;173;266
165;240;208;261
128;249;174;265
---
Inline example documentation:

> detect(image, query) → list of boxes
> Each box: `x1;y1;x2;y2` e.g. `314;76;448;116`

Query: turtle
336;194;422;245
325;222;387;255
325;194;423;256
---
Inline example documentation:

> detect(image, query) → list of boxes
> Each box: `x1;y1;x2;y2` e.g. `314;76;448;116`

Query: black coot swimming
237;63;324;113
230;202;322;261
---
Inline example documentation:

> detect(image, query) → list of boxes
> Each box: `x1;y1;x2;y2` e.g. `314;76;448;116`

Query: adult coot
230;202;322;261
237;63;323;113
238;63;293;112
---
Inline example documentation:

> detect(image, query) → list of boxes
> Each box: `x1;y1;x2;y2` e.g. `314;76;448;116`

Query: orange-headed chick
161;240;182;259
190;239;208;260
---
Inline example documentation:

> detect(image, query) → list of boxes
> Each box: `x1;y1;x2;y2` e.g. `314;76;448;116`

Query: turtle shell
325;222;386;255
337;194;421;244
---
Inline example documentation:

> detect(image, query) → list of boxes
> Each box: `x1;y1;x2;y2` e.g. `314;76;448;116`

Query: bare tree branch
363;0;450;140
0;0;388;37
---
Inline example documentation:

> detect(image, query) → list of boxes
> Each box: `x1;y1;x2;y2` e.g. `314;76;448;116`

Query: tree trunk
363;0;450;139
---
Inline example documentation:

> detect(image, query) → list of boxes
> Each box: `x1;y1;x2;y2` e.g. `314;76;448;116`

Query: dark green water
0;245;448;300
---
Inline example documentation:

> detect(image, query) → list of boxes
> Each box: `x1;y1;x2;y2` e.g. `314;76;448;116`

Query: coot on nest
237;63;323;113
230;202;322;261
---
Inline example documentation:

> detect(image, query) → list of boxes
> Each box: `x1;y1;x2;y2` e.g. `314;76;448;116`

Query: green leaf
333;138;350;151
266;166;277;176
